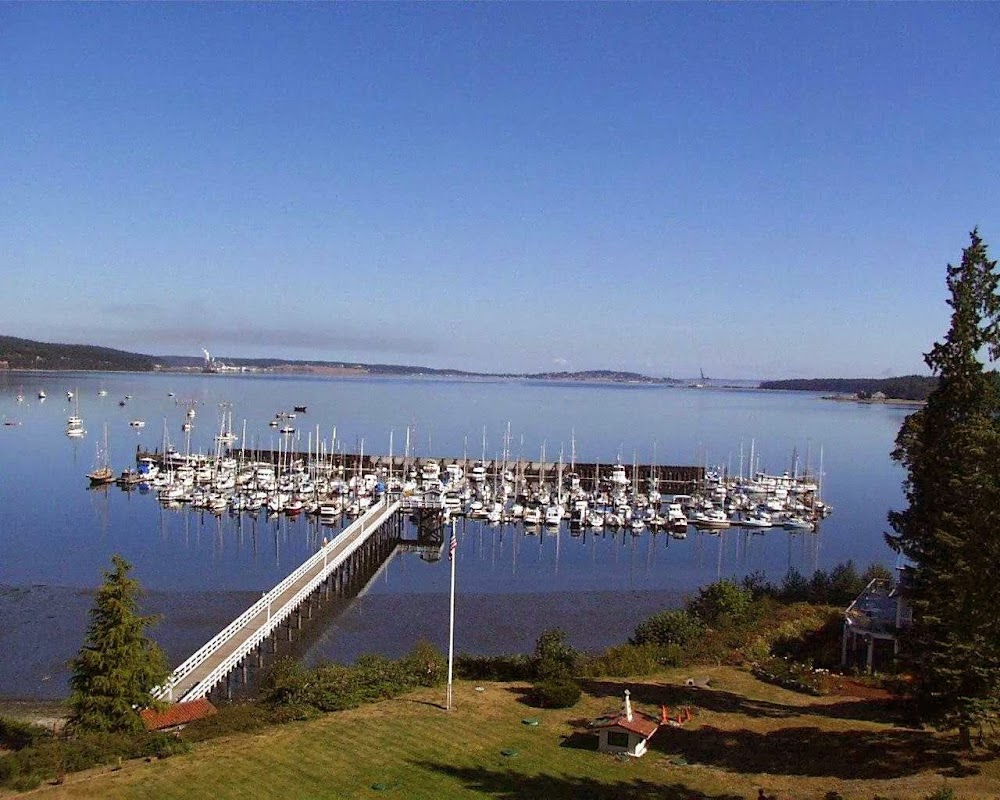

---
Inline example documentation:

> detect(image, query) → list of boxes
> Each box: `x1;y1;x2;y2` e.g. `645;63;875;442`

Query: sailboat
87;425;114;485
66;390;85;437
214;405;237;445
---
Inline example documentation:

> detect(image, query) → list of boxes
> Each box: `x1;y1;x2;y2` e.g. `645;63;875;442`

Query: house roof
591;710;660;738
141;698;217;731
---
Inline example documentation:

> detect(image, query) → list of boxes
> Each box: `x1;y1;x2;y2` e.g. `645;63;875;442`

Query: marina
0;370;907;700
129;443;827;536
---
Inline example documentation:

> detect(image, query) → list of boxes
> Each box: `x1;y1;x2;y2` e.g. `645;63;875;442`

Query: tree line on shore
759;375;938;401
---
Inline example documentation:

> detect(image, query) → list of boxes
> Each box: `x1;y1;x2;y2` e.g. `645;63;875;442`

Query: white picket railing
155;498;400;702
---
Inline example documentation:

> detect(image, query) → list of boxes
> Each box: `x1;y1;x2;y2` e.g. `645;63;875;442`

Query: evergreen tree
68;555;169;734
887;229;1000;748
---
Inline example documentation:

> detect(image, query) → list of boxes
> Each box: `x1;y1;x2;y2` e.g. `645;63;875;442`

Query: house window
607;731;630;748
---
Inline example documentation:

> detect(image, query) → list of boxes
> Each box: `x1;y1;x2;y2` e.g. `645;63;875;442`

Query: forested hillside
759;375;937;401
0;336;156;372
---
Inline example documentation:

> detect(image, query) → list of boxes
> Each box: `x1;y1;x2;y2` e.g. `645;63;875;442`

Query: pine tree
887;229;1000;748
67;554;169;734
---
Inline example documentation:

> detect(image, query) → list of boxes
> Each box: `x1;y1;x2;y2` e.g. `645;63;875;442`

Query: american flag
449;528;457;561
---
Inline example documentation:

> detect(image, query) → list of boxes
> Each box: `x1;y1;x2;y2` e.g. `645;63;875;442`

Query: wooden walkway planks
158;498;400;702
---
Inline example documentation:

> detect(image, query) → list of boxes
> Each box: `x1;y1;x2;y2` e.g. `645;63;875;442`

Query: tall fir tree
887;229;1000;748
68;554;169;734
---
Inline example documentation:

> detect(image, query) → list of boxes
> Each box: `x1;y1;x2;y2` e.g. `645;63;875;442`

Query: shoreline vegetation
2;568;995;799
1;335;939;395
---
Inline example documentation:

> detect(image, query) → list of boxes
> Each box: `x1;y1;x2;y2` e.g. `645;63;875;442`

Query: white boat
522;506;542;526
783;515;815;531
609;463;630;488
129;419;146;429
66;392;84;435
691;508;731;529
37;390;46;399
740;511;773;529
98;389;108;397
544;505;563;526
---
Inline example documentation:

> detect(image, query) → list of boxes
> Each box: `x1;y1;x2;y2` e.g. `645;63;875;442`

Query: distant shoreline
821;394;925;407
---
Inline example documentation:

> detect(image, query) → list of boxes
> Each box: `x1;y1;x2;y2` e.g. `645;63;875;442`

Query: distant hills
0;335;679;384
0;335;942;396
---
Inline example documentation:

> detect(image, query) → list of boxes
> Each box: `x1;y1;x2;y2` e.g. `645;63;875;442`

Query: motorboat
691;508;731;529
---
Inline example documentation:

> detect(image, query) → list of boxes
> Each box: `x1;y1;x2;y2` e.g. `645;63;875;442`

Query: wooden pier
155;498;403;703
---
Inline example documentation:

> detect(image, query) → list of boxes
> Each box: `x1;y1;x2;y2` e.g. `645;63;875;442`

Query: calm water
0;371;909;699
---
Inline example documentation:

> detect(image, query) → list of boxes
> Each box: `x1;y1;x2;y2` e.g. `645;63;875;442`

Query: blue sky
2;3;998;379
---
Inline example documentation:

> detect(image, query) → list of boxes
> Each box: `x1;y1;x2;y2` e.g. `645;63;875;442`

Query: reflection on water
0;370;907;699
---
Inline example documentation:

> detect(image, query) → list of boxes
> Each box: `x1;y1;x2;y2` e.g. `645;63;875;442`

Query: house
140;698;217;732
841;572;912;672
590;690;661;757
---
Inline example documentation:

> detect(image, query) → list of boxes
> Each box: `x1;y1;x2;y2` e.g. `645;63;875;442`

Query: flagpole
446;518;457;711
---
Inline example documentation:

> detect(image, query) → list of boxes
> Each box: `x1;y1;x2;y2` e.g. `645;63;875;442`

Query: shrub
259;657;312;707
580;643;683;677
400;640;447;687
180;704;271;742
770;610;845;668
780;568;811;602
455;654;535;682
262;644;449;715
686;580;754;628
533;677;581;708
742;570;778;599
0;715;50;750
827;560;866;606
0;730;188;790
751;655;825;696
631;610;704;648
8;773;41;793
534;629;578;679
0;756;21;784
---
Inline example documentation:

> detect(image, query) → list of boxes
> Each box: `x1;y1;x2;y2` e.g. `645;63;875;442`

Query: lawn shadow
403;698;448;711
651;724;967;780
580;678;912;726
559;730;597;751
580;679;796;720
505;685;545;708
412;760;744;800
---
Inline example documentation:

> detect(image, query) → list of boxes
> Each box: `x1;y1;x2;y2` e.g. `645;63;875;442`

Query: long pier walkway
156;497;401;703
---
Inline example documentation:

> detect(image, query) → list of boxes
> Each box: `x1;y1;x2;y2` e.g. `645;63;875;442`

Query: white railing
155;498;400;701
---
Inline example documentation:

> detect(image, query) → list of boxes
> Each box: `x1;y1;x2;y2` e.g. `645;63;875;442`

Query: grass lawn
9;667;999;800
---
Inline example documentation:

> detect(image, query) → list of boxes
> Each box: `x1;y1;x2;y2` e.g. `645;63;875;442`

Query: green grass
10;667;1000;800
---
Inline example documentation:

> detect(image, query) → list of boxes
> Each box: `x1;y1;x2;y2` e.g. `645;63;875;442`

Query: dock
155;498;402;703
137;446;706;494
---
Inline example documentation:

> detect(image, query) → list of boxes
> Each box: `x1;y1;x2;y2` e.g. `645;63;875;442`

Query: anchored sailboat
87;425;114;485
